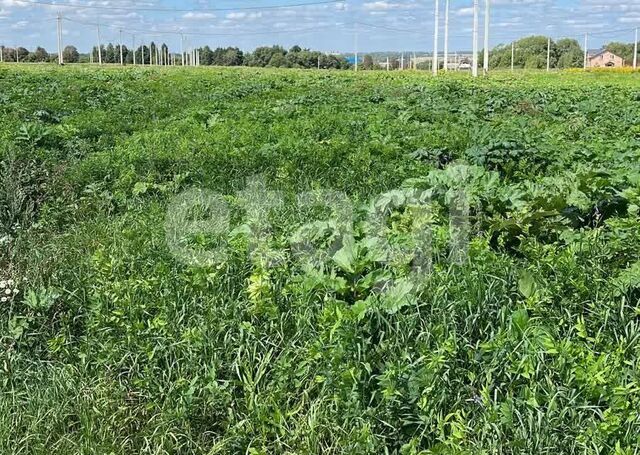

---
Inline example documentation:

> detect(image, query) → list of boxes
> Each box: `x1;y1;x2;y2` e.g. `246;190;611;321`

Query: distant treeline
487;36;640;69
0;42;350;69
3;37;638;69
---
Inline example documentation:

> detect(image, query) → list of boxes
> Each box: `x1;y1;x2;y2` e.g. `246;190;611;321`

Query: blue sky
0;0;638;53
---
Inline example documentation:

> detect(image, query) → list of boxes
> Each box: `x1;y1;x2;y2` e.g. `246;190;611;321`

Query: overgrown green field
1;65;640;454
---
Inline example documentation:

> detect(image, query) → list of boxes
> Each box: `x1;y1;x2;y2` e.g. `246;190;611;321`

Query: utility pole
511;42;514;71
0;46;3;63
141;42;145;66
354;23;359;72
472;0;479;77
443;0;449;71
97;24;102;65
583;33;588;70
546;37;551;71
412;51;416;70
401;52;404;70
181;34;185;66
433;0;439;75
132;35;136;65
119;29;124;65
483;0;490;74
634;28;638;70
56;13;63;64
386;56;389;71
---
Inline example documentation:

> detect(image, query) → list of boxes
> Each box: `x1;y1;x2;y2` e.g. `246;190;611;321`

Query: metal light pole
483;0;490;74
433;0;439;75
119;29;124;65
583;33;588;70
472;0;479;77
634;28;638;70
511;42;514;71
354;23;359;72
181;33;185;66
443;0;449;71
97;24;102;65
56;13;63;64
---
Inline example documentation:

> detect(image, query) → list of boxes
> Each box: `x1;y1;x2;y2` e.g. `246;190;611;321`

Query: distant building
587;49;625;68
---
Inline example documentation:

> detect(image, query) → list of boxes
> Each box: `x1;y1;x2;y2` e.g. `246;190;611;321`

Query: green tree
199;46;214;65
105;43;116;63
31;46;49;62
62;45;79;63
268;52;288;68
16;47;29;62
362;54;374;70
247;46;286;67
555;38;583;68
1;46;16;62
488;36;571;69
92;45;107;63
222;47;243;66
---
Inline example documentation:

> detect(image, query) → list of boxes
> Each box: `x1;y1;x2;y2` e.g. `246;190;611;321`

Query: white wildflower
7;279;14;287
13;289;19;295
0;281;5;289
4;289;11;295
1;297;6;303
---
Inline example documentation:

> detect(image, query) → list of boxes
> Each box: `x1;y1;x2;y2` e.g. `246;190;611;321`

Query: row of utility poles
441;0;489;76
352;0;486;75
55;14;201;66
352;0;639;76
431;0;489;76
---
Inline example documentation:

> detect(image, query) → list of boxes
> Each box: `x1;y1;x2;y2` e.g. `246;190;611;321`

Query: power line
63;16;340;37
12;0;345;13
0;16;56;24
353;21;422;35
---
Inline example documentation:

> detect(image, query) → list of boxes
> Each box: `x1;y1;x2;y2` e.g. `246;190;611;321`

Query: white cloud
182;12;216;21
618;15;640;23
226;11;263;20
456;7;474;16
10;19;27;29
0;0;29;6
363;1;411;11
